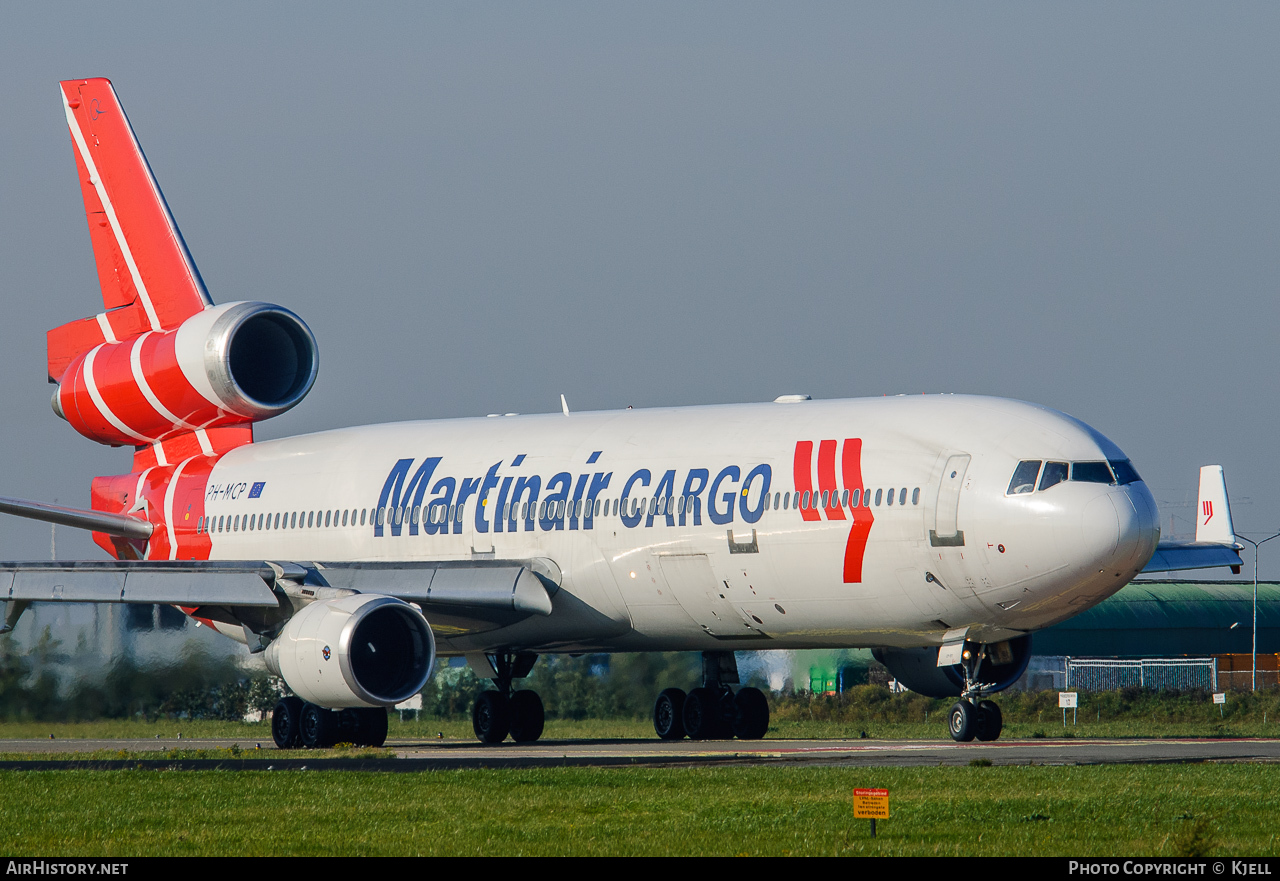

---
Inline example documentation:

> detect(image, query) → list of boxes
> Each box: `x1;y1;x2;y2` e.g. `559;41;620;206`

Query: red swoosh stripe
841;438;874;583
793;441;820;522
817;439;845;520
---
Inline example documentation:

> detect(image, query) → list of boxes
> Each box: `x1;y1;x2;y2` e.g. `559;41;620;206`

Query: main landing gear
271;696;389;749
947;643;1004;743
469;651;546;744
653;651;769;741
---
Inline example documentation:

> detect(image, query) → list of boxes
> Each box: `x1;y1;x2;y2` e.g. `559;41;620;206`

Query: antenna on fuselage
561;394;570;416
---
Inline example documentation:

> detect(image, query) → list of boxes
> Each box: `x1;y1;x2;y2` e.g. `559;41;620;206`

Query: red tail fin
49;78;212;380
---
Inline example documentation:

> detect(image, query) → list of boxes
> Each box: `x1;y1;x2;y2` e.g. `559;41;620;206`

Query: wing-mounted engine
264;594;436;709
873;635;1032;698
51;301;317;447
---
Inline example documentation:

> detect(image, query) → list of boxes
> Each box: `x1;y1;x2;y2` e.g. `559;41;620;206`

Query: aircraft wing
0;558;557;635
0;560;280;607
0;492;559;637
318;559;554;609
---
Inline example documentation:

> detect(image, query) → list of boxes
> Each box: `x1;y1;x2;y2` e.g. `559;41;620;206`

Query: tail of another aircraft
1142;464;1243;575
1195;464;1236;545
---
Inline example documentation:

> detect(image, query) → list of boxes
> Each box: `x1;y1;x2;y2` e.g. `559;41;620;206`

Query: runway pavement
2;736;1280;770
393;736;1280;767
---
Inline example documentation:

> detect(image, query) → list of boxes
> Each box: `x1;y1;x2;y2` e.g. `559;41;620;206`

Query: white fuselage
193;394;1160;656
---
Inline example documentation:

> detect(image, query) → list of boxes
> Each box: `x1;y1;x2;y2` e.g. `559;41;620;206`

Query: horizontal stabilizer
1141;541;1244;574
0;496;152;540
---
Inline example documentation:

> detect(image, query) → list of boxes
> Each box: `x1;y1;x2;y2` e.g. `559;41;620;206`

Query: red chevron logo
794;439;875;583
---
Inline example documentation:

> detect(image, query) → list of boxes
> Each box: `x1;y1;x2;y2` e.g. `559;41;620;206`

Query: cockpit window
1071;461;1115;484
1007;460;1042;495
1039;461;1069;491
1109;459;1141;485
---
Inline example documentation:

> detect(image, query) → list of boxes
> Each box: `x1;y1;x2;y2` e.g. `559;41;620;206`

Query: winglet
1195;465;1235;545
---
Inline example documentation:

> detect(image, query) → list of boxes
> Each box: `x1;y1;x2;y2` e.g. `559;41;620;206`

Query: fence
1064;657;1218;692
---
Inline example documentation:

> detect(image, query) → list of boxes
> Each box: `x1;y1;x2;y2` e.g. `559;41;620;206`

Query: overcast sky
2;4;1279;575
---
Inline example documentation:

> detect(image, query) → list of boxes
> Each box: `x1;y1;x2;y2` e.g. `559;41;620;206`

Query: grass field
1;764;1275;856
4;700;1280;856
5;685;1279;742
0;717;658;742
4;714;1280;744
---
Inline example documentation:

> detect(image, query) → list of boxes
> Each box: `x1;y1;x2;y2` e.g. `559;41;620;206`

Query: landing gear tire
300;703;338;749
683;686;727;740
472;690;512;744
271;696;304;749
948;700;977;743
731;687;770;740
355;707;390;747
975;700;1003;742
653;688;687;740
509;690;545;743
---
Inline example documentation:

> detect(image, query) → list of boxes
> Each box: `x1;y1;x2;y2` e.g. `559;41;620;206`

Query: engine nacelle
264;594;435;709
53;301;317;446
873;635;1032;698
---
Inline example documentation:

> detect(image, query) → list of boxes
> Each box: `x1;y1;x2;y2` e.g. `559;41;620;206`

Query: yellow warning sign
853;788;890;819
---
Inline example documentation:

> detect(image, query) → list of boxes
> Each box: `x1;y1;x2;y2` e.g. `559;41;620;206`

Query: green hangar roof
1031;581;1280;658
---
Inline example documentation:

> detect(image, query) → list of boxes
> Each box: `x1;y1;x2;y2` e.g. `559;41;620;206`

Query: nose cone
1082;494;1120;557
1121;480;1161;570
1080;482;1159;576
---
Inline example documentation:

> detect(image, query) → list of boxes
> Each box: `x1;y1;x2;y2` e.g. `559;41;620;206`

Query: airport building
805;581;1280;695
1023;580;1280;692
3;602;246;695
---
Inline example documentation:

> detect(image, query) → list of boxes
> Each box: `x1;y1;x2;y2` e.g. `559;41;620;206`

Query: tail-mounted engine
50;301;317;447
264;594;436;709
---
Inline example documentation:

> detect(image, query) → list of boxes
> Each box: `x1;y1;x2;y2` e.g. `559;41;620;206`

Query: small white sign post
1059;691;1078;727
396;693;423;721
1213;692;1226;718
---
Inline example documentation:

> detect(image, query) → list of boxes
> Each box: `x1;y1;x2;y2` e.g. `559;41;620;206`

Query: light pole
1235;531;1280;691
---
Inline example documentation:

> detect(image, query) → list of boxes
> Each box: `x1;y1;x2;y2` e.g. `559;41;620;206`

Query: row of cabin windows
778;487;920;510
195;485;923;535
198;509;373;534
1006;458;1143;495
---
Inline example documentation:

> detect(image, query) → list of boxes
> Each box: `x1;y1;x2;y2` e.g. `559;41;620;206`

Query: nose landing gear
947;644;1005;743
947;698;1003;742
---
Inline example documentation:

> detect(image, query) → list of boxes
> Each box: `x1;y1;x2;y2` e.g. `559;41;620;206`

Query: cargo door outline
659;554;768;640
